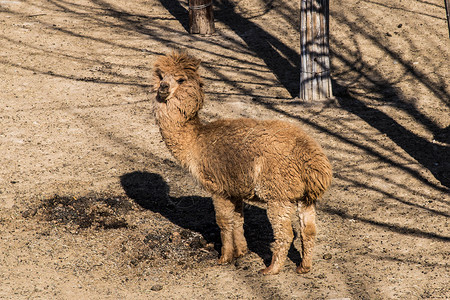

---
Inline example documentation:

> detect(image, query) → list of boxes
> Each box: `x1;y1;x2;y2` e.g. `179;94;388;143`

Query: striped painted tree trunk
300;0;333;101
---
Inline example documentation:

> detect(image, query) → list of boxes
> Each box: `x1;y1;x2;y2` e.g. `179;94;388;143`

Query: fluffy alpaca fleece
153;51;332;275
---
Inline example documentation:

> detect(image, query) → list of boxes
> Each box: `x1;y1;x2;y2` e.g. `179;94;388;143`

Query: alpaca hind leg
260;202;295;275
232;199;248;258
296;202;317;274
213;195;235;264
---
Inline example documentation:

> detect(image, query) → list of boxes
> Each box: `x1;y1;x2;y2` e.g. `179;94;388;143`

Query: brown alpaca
153;52;332;275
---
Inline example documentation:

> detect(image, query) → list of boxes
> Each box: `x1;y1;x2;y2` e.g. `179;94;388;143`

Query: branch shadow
322;205;450;242
334;86;450;189
159;0;190;32
120;171;302;267
214;0;300;97
329;10;450;188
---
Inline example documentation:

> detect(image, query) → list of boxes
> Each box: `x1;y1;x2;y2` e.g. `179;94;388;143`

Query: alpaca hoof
218;255;233;265
234;248;249;258
296;265;311;274
259;266;280;275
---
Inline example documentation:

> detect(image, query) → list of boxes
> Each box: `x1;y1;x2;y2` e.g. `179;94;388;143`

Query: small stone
150;285;163;291
189;236;207;249
130;259;138;266
180;229;192;239
22;208;37;218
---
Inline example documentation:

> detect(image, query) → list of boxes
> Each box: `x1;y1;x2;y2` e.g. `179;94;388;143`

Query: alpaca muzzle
157;82;170;101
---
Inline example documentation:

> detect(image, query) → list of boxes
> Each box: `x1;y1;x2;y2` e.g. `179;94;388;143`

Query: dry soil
0;0;449;299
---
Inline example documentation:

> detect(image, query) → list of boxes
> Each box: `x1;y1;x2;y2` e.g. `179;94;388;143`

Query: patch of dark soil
136;228;218;267
24;194;135;229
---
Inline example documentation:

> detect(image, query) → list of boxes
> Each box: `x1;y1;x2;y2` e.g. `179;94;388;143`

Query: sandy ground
0;0;449;299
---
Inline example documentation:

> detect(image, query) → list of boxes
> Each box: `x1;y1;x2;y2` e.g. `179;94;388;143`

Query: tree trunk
299;0;333;101
189;0;215;35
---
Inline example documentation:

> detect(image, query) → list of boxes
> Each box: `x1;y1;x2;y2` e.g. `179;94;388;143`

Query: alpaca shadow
120;171;301;267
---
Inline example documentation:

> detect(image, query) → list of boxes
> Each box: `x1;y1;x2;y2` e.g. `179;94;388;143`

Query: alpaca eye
177;78;185;84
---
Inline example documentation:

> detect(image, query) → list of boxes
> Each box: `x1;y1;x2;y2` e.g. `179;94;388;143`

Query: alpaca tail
302;154;332;205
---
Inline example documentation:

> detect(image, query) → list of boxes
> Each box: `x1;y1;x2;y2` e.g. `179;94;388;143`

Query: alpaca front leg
213;195;235;264
260;202;295;275
297;202;316;274
232;199;248;258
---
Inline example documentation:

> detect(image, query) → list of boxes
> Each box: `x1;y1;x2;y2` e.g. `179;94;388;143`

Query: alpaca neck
156;108;202;169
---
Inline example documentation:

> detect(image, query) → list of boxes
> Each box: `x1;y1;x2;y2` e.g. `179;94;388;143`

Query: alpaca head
153;52;204;120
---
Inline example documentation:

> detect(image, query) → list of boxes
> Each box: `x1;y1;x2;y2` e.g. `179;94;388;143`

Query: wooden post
300;0;333;101
189;0;215;35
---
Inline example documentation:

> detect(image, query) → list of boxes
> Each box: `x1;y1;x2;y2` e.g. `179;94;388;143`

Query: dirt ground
1;0;449;299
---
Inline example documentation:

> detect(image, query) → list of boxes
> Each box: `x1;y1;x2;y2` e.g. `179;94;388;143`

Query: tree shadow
322;205;450;242
159;0;190;32
214;0;300;97
328;11;450;189
334;85;450;189
120;171;301;267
